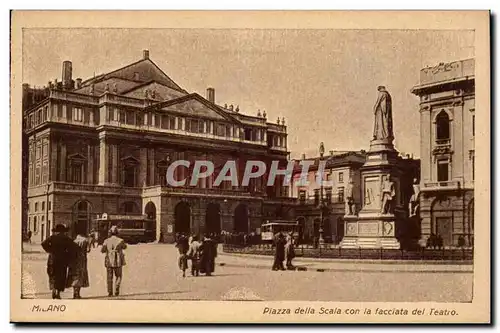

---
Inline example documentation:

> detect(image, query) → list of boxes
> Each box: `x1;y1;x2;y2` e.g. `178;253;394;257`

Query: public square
22;243;473;302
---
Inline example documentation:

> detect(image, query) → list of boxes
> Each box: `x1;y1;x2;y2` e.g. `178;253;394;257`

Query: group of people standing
41;224;126;299
272;232;296;271
175;233;217;278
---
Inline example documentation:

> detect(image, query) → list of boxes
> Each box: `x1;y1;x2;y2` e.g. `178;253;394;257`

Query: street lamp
318;142;325;246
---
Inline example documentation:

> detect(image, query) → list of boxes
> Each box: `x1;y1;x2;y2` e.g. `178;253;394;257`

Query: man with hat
101;225;127;297
41;224;78;299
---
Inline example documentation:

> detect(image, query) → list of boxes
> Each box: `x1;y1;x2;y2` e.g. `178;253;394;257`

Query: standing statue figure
319;142;325;157
345;178;356;216
373;86;394;140
380;174;396;214
409;178;420;217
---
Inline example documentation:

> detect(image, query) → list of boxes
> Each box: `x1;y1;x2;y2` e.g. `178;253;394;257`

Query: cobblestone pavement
21;243;472;302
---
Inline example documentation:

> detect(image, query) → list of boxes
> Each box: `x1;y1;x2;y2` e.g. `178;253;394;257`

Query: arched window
436;111;450;141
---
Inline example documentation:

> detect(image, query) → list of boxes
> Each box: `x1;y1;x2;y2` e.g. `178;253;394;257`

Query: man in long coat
101;226;127;297
41;224;78;299
272;232;286;271
200;234;217;276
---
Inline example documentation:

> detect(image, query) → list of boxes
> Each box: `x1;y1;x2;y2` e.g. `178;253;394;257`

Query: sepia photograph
10;10;490;323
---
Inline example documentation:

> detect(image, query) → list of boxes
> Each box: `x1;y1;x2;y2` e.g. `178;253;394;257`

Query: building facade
411;58;475;247
289;150;420;245
22;50;291;244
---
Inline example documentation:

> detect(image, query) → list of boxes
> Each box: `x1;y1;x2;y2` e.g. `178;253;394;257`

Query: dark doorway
234;204;249;233
145;201;157;219
336;217;345;243
436;217;453;247
323;218;332;243
175;201;191;235
206;203;221;236
74;201;91;237
297;217;306;244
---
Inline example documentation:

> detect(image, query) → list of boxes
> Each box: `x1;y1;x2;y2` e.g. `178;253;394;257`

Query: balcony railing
51;182;142;196
435;138;451;147
423;181;460;190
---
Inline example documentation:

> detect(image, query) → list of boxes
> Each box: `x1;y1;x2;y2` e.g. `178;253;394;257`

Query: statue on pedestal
380;174;395;215
373;86;394;141
409;178;420;217
345;178;356;216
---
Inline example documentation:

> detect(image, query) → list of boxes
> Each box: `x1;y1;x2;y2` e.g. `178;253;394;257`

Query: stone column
49;137;58;181
87;144;94;184
59;142;66;181
111;145;118;185
98;138;109;185
139;148;147;187
148;148;155;186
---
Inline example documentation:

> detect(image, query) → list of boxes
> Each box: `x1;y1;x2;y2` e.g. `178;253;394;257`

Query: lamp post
318;142;325;245
45;182;50;240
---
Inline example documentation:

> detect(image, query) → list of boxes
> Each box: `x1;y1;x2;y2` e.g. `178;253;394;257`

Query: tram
93;213;156;245
260;220;300;243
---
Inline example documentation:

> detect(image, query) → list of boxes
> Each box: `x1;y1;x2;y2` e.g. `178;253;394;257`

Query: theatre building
22;50;291;244
411;58;475;247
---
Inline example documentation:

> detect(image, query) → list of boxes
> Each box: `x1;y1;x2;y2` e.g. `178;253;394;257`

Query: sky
22;28;474;159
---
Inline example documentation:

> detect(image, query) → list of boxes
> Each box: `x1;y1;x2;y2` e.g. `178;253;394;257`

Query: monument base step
339;237;400;249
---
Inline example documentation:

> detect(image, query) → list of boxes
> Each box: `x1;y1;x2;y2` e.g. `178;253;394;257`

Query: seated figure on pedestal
380;174;395;215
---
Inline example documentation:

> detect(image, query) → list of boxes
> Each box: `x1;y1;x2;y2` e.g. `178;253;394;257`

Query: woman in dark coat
200;235;217;276
66;232;91;298
41;224;78;299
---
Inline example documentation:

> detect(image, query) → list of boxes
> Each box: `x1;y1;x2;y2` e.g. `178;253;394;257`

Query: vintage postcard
10;11;490;323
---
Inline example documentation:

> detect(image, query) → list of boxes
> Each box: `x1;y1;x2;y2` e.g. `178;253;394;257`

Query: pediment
67;153;86;160
121;155;139;165
155;94;240;124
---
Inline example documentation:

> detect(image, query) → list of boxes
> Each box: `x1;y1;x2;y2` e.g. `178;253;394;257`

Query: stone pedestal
339;137;402;249
340;214;400;249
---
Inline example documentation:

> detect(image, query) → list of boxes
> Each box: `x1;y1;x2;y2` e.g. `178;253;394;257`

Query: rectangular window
73;107;83;122
339;172;344;183
338;187;345;203
42;201;45;211
161;115;168;129
216;124;226;137
169;117;175;129
225;125;231;137
199;120;205;134
34;219;38;232
154;114;160;127
35;202;38;212
119;110;126;123
472;155;475;181
36;146;41;159
57;104;63;118
472;114;475;137
107;107;114;122
126;111;134;125
43;143;48;157
48;201;52;211
177;118;183;130
437;160;449;182
44;106;48;121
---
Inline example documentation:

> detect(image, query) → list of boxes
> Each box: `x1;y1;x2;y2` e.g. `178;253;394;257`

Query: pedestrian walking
66;232;91;299
101;226;127;297
200;234;217;276
41;224;78;299
175;233;189;277
285;234;296;270
272;232;286;271
187;235;201;277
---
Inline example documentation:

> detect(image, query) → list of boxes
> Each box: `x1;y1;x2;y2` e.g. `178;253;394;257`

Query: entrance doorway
74;201;91;238
174;201;191;235
205;203;221;236
436;217;453;247
234;204;249;233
